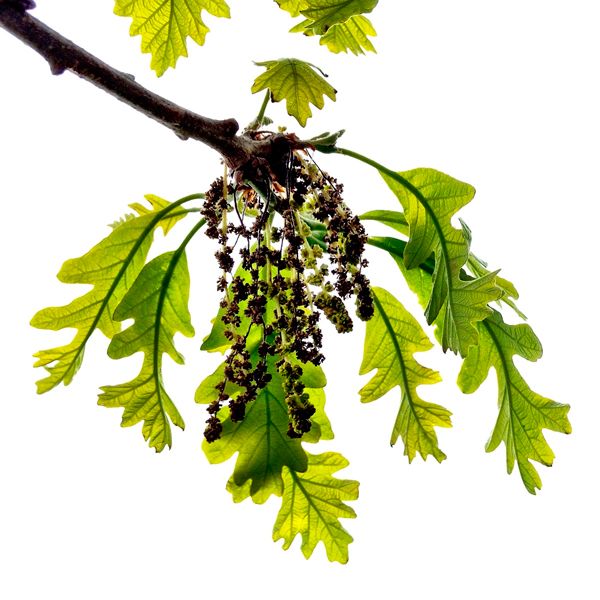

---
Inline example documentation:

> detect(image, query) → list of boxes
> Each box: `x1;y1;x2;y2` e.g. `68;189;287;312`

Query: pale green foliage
458;311;571;493
197;355;332;503
278;0;377;54
364;232;571;492
299;0;379;35
252;58;336;126
365;212;524;316
25;0;572;562
31;199;188;393
319;16;377;54
273;452;359;563
115;0;378;77
381;168;502;356
98;250;195;452
360;287;451;462
114;0;230;75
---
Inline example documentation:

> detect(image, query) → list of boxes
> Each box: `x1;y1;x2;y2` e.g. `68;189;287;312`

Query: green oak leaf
31;198;190;393
366;235;570;491
364;212;523;317
252;58;336;127
273;451;359;563
457;310;571;494
282;0;378;55
114;0;231;76
381;168;502;356
197;355;331;503
98;248;195;452
319;15;376;54
359;287;450;462
300;0;379;35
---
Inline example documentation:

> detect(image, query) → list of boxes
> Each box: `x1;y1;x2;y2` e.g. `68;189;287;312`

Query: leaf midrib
289;469;346;555
151;217;205;430
52;198;194;387
371;292;425;439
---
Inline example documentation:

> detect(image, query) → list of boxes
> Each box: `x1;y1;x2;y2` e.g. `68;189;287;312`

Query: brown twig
0;2;301;172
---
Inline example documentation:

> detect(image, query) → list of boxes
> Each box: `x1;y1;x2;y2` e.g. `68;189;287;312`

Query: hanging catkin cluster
201;151;373;442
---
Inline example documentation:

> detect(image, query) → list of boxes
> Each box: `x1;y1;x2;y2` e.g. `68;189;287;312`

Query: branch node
49;60;66;76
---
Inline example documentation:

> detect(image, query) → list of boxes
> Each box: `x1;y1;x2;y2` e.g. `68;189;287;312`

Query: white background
1;1;599;598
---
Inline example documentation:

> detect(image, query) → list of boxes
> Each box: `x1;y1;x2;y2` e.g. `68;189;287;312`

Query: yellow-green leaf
98;247;196;452
114;0;230;76
366;234;570;491
319;15;376;54
252;58;336;127
458;310;571;494
300;0;378;35
31;198;189;393
273;452;358;563
381;168;502;356
359;287;450;462
198;355;331;503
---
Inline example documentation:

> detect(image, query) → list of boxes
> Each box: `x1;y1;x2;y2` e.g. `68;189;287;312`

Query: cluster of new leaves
32;195;201;451
33;151;371;562
32;150;572;564
115;0;379;76
357;165;572;494
276;0;378;55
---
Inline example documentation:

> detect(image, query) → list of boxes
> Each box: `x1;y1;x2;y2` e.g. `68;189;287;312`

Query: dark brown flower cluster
201;152;373;442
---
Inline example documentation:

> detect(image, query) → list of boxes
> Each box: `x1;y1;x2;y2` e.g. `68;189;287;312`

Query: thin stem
248;91;271;131
333;146;420;200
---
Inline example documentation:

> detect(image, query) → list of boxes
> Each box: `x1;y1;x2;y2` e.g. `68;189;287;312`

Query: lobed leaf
367;234;571;491
381;168;502;356
364;213;523;317
114;0;230;76
273;451;359;563
359;287;450;462
31;198;189;393
98;249;195;451
197;355;332;503
458;310;571;494
300;0;379;35
252;58;336;126
278;0;378;54
318;15;376;54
